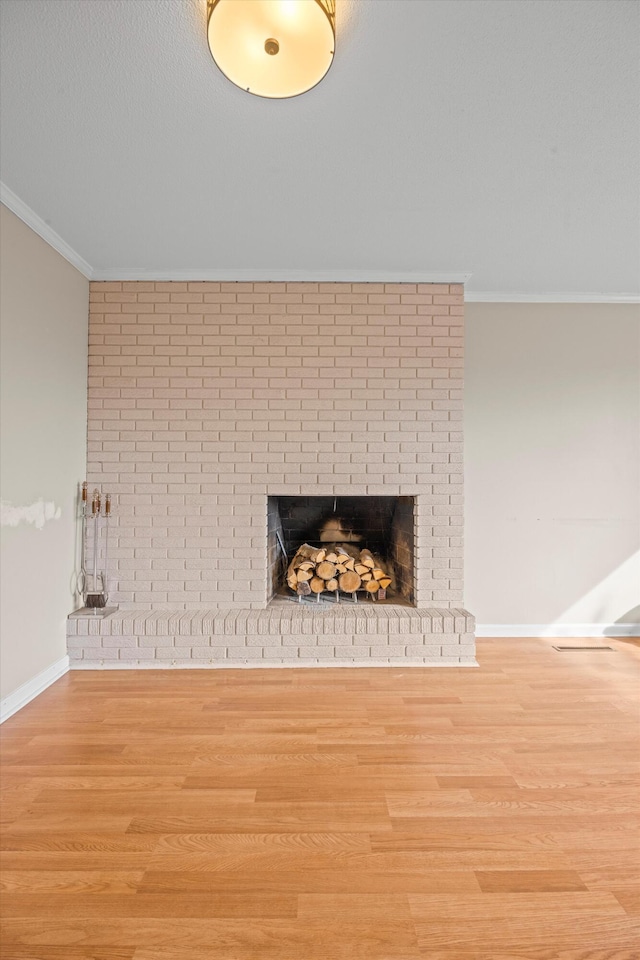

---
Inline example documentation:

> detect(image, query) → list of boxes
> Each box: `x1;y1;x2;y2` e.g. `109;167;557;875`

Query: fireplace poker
79;481;88;599
103;493;111;603
92;489;100;603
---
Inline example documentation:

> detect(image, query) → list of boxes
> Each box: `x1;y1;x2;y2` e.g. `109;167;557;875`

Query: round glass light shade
207;0;335;99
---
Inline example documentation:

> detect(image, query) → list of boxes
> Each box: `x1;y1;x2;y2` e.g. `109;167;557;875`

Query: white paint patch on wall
1;499;62;530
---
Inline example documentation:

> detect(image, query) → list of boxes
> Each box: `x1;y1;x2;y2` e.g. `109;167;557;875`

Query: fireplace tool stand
77;482;118;617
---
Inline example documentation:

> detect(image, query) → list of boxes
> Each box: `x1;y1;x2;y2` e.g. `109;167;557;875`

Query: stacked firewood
286;543;393;599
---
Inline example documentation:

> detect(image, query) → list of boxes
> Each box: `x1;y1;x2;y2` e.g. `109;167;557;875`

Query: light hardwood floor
1;638;639;959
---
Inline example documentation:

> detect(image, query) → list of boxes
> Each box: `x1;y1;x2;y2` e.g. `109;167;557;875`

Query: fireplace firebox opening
268;496;415;605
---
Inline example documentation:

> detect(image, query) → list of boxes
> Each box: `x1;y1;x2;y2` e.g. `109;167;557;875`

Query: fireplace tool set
78;482;116;615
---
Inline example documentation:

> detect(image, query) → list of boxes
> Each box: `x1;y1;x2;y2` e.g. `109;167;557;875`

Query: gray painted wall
0;205;88;699
465;302;640;627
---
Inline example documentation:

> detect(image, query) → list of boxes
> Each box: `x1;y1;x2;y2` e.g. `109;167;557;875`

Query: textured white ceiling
0;0;638;296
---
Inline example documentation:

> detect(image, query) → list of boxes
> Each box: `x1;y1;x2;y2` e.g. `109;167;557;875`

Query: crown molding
1;183;637;302
465;291;640;303
0;183;93;279
90;268;474;284
89;272;640;301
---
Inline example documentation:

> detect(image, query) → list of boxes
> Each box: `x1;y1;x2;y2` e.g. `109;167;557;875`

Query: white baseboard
476;623;640;638
0;655;70;723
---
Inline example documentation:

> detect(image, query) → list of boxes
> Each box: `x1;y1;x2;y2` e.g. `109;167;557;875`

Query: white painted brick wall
87;282;465;609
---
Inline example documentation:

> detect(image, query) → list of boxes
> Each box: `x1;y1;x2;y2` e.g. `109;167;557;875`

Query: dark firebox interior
268;496;415;603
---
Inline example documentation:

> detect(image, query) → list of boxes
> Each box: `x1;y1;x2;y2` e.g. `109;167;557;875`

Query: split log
296;569;313;583
372;568;386;581
378;577;392;590
338;571;361;593
355;563;369;576
287;544;318;589
295;544;317;561
327;543;360;559
359;549;375;569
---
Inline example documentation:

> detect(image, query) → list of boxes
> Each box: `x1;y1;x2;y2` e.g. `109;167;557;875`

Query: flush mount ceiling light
207;0;336;99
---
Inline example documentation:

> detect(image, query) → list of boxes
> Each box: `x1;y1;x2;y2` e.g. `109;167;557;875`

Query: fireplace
268;496;415;603
70;280;475;667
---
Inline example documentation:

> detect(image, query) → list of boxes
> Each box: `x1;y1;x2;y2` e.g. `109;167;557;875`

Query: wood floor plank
136;864;481;895
434;775;518;788
408;891;626;919
2;815;135;835
414;914;640;952
0;871;145;894
250;774;441;801
129;952;422;960
370;830;562;853
1;833;158;853
614;889;640;916
0;853;155;871
474;868;587;892
0;918;421;952
1;949;135;960
146;831;372;853
387;789;640;816
126;810;393;834
0;892;298;919
0;637;638;959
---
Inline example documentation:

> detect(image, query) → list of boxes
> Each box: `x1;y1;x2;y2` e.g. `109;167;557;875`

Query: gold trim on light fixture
207;0;336;99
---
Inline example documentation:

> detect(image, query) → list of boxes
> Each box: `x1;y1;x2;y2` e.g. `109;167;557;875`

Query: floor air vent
552;645;614;652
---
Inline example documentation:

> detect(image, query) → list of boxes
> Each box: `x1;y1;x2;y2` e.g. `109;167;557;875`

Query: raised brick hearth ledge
67;604;476;667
